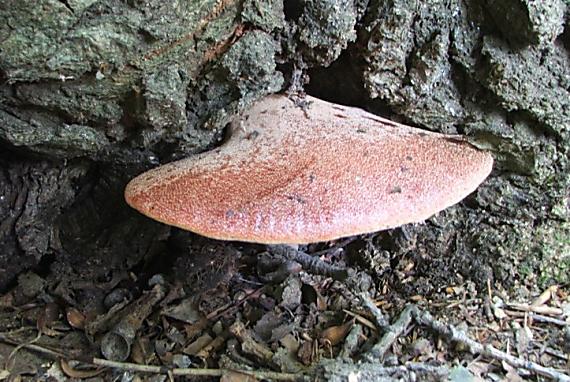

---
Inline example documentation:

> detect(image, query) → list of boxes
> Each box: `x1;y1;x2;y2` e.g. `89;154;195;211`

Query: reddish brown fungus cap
125;95;493;244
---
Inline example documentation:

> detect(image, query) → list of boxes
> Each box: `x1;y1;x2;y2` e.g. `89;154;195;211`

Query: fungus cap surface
125;95;493;244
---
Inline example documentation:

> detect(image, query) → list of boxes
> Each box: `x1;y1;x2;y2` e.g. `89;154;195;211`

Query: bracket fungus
125;95;493;244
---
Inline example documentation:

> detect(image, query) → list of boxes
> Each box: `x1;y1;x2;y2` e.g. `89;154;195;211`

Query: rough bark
0;0;568;295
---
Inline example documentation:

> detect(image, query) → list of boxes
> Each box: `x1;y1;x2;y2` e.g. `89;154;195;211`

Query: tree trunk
0;0;568;296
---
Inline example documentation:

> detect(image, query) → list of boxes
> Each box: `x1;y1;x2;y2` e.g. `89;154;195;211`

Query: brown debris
319;320;354;347
229;321;275;366
352;292;570;381
100;283;167;361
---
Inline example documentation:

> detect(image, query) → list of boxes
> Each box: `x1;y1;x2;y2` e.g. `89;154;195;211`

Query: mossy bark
0;0;568;294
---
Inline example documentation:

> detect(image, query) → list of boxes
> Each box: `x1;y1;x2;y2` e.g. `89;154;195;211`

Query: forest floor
0;229;567;381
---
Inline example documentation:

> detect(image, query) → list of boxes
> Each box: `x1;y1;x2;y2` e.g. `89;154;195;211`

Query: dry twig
359;293;388;327
268;245;348;281
505;310;570;326
92;358;306;381
363;305;414;362
412;308;570;382
507;303;563;316
359;294;570;382
316;359;450;381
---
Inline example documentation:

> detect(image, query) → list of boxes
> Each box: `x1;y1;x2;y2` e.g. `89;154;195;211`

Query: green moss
527;223;570;287
196;30;284;131
241;0;285;32
144;65;189;130
0;109;110;157
298;0;357;65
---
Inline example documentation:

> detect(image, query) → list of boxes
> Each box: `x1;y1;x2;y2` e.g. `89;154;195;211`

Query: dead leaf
468;361;492;377
279;333;300;353
301;284;327;311
131;337;152;365
449;365;480;382
319;320;354;346
66;308;86;330
60;360;104;379
161;298;202;324
183;334;213;356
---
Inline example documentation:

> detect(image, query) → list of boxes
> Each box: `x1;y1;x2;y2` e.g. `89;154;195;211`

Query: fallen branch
0;332;85;361
507;303;563;316
505;310;570;326
359;293;388;327
268;245;348;281
0;333;306;381
363;305;414;362
316;359;450;381
412;308;570;382
92;358;306;381
359;294;570;382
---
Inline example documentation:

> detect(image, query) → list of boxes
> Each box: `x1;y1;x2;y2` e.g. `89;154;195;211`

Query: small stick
358;293;570;381
342;309;377;331
363;305;415;362
229;321;274;365
92;358;306;381
268;245;348;281
505;310;570;326
359;293;388;327
507;303;563;316
340;324;363;359
0;331;304;381
411;308;570;382
316;359;450;380
0;332;82;361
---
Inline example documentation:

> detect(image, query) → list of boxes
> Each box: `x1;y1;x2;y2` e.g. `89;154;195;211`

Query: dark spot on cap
389;186;402;194
286;194;306;204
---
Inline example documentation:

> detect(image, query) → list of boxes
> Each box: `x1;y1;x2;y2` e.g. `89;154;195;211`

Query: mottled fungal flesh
125;95;493;244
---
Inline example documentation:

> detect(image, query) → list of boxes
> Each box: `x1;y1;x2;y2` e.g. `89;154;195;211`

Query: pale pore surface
125;95;493;244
